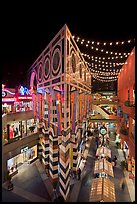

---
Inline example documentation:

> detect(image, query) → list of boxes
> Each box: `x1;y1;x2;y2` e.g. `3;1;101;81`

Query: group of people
95;134;109;149
69;167;82;180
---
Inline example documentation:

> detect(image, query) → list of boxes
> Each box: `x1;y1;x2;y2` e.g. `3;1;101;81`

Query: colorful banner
32;94;37;118
70;90;77;134
47;93;51;128
79;93;83;123
54;90;62;135
37;93;43;121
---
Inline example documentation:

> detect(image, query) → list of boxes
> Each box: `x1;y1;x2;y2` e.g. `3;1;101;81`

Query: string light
72;35;134;82
82;53;129;60
73;36;135;46
92;74;118;82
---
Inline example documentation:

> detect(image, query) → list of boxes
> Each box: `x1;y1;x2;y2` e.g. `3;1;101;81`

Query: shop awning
94;159;114;177
96;146;111;158
89;178;116;202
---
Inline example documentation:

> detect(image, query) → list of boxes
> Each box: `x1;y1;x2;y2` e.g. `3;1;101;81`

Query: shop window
9;122;21;139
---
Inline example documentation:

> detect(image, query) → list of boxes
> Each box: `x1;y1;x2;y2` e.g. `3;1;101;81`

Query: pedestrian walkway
69;127;133;202
68;135;94;202
2;160;52;202
35;160;53;199
12;185;50;202
68;135;93;202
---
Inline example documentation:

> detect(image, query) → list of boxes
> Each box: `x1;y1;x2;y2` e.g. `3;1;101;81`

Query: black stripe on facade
60;148;69;158
73;148;77;152
49;140;58;146
59;180;70;196
73;155;77;160
59;163;69;174
59;172;69;185
49;150;58;157
49;169;58;175
62;139;70;147
52;77;60;84
44;150;49;155
49;160;58;167
61;128;71;136
44;82;50;86
53;152;58;158
73;163;77;167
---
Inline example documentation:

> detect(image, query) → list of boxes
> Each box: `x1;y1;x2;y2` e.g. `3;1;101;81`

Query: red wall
118;47;135;103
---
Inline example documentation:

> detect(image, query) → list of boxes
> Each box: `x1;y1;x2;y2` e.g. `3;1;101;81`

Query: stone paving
2;161;51;202
70;129;133;202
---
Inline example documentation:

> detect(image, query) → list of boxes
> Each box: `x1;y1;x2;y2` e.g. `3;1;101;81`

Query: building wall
117;47;135;159
118;48;135;103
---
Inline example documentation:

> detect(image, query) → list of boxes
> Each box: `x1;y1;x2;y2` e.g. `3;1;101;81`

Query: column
70;88;78;170
59;84;70;200
42;132;49;170
49;129;58;188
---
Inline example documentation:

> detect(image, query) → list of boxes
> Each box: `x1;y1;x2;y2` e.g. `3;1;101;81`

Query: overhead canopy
94;159;114;177
89;178;116;202
96;146;111;158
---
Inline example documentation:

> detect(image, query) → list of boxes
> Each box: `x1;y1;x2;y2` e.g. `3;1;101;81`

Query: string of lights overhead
92;75;118;82
72;35;135;47
82;53;129;60
90;69;119;75
73;34;134;82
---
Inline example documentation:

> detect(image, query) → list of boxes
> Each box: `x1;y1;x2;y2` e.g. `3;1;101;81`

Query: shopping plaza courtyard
2;22;135;202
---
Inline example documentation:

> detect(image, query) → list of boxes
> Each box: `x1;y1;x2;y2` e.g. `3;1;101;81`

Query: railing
3;128;38;146
120;128;129;136
124;100;135;107
2;110;33;130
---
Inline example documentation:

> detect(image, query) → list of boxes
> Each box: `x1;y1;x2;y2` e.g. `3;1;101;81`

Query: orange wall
117;47;135;103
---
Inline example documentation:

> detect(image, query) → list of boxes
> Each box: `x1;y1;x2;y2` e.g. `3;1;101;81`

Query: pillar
59;84;70;200
49;129;58;188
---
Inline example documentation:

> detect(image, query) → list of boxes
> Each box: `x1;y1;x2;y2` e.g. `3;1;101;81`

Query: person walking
120;178;125;190
113;155;117;166
121;181;125;190
77;168;81;180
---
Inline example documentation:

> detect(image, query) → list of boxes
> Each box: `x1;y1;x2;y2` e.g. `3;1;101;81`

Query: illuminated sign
2;98;16;102
18;96;32;100
2;89;15;96
19;86;30;95
2;91;7;97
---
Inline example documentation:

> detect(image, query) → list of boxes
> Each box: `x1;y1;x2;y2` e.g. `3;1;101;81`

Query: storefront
7;145;37;177
2;85;32;114
4;118;37;141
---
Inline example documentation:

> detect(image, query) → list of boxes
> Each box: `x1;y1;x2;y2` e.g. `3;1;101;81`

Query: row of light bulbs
81;45;131;55
91;69;119;75
92;75;118;82
87;62;124;68
72;36;135;46
83;53;129;61
93;73;118;79
93;76;118;82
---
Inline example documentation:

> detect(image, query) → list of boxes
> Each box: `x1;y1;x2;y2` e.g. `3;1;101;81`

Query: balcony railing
124;100;135;107
120;128;129;136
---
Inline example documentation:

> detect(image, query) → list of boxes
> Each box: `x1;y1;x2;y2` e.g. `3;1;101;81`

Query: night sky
2;2;135;88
